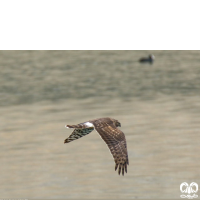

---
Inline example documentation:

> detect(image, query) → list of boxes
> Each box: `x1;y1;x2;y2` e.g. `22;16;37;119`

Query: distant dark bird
139;54;155;64
64;117;129;176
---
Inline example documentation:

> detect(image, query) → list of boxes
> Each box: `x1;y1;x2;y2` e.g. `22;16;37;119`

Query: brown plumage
64;117;129;176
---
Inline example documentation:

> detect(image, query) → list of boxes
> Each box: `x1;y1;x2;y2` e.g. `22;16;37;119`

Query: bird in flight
64;117;129;175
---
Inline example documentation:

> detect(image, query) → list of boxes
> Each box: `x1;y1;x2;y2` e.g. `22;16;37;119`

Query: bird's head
114;119;121;127
149;54;155;60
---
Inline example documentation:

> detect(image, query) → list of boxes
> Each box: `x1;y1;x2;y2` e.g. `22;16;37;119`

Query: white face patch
84;122;94;128
65;125;69;128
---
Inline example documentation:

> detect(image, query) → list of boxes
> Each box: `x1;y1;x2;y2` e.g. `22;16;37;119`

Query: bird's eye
117;122;121;127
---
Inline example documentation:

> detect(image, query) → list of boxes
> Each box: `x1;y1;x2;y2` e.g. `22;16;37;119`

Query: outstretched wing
64;126;94;144
91;119;129;176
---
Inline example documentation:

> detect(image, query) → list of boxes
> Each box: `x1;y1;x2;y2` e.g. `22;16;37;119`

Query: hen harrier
64;117;129;175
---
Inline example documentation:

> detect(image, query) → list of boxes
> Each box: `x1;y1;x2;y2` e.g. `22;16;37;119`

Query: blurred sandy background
0;50;200;199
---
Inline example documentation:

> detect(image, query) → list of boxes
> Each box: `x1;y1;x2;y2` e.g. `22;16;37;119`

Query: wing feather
91;119;129;176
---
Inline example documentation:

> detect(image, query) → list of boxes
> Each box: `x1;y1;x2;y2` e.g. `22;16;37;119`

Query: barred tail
64;127;94;144
66;124;85;129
